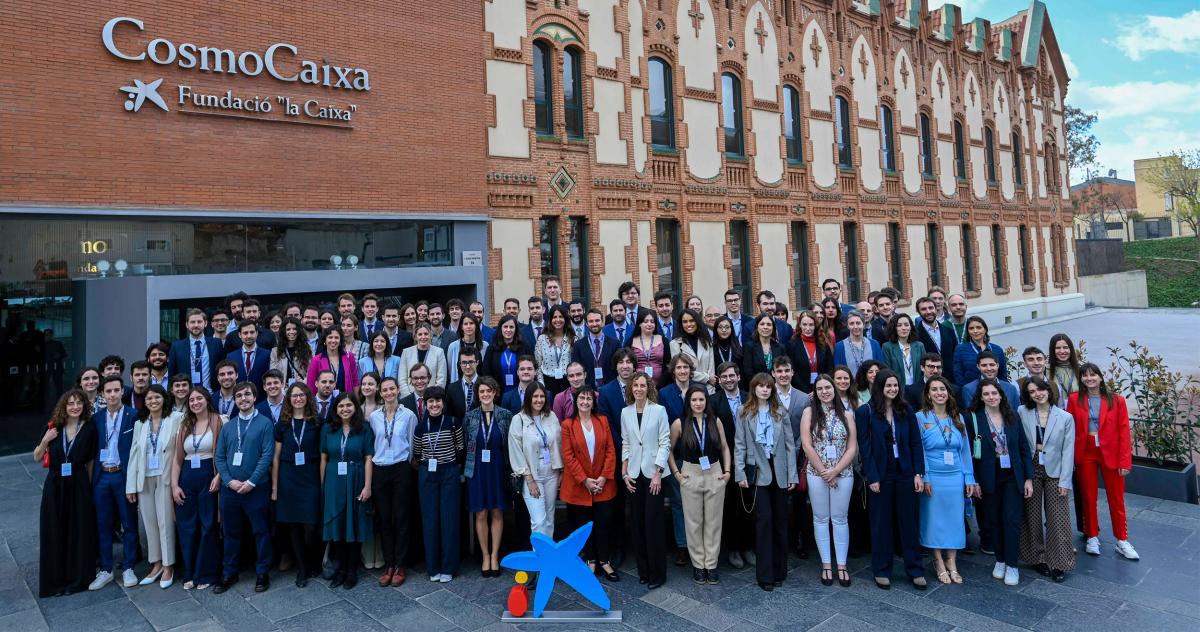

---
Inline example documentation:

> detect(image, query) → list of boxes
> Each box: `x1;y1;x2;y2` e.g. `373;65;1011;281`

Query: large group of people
36;278;1140;599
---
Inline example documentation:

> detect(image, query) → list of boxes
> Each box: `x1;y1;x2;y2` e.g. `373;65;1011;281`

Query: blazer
869;317;890;343
397;345;448;396
446;377;482;421
357;355;401;382
738;317;791;347
786;338;834;393
596;379;628;448
833;336;884;377
620;403;671;480
669;337;715;386
658;382;690;425
222;329;277;354
1066;392;1132;471
462;406;513;480
740;339;788;386
519;321;547;348
500;384;535;414
167;336;224;391
601;322;634;346
953;341;1009;385
94;405;138;475
1017;405;1076;485
961;378;1020;412
966;409;1034;494
726;314;755;345
655;317;682;343
359;319;384;343
606;304;654;327
508;411;563;478
255;399;286;425
855;404;925;484
712;389;747;451
881;341;927;389
386;329;415;356
732;408;798;488
231;346;273;394
306;350;360;395
775;387;812;444
572;334;619;387
914;319;958;363
559;414;617;505
481;340;533;382
126;411;183;495
446;338;489;383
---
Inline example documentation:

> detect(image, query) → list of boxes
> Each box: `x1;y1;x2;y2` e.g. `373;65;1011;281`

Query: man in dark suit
88;375;140;590
722;289;755;345
961;351;1020;410
500;356;539;412
359;293;385;342
231;320;272;400
168;307;224;392
869;290;900;342
601;300;633;345
255;370;286;424
609;281;653;326
399;363;431;420
653;291;681;343
446;348;481;421
223;299;276;354
750;290;793;344
518;298;547;347
312;369;338;424
914;297;957;362
573;309;619;387
903;352;961;409
821;278;858;318
122;360;151;410
381;303;413;355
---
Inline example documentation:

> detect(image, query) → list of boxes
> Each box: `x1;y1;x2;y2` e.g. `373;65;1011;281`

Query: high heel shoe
599;563;620;582
138;567;164;586
820;568;833;586
837;568;851;588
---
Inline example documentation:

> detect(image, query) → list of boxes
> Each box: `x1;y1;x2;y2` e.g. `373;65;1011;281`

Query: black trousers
372;463;413;568
609;480;629;559
754;484;790;585
983;471;1023;567
868;476;923;579
722;478;755;553
791;487;814;554
630;475;666;583
848;477;871;554
567;500;614;563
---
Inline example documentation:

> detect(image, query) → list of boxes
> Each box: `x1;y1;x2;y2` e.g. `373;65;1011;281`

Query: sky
929;0;1200;183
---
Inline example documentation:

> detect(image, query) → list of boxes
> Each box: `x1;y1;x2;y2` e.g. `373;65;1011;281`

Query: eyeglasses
459;360;478;365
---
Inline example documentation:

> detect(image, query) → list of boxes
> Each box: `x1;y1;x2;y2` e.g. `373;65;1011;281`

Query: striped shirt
412;415;465;466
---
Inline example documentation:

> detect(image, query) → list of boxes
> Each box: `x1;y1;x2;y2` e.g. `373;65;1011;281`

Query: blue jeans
418;463;461;577
219;485;272;577
94;470;138;571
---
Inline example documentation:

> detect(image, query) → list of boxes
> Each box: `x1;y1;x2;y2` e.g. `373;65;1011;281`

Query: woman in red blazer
306;328;360;396
560;386;619;581
1066;363;1139;560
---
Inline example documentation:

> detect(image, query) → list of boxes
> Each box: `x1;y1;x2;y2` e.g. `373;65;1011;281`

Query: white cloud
1089;117;1200;184
1069;80;1200;119
1113;9;1200;61
1060;51;1080;80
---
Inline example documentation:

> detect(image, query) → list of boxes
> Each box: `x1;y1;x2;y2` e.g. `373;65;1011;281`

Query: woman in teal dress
916;376;978;584
320;392;374;589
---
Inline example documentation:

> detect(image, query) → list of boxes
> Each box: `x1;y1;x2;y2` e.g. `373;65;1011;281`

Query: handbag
795;454;808;493
41;422;54;469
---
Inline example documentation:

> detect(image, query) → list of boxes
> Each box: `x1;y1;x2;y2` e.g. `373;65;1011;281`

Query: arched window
562;46;584;139
1012;131;1023;186
835;95;853;168
919;113;934;177
784;85;803;163
1045;142;1059;193
533;41;554;136
722;73;745;157
953;120;967;180
648;58;675;149
984;126;997;183
880;105;896;172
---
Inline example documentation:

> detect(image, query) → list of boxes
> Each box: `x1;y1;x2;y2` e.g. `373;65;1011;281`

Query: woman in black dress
271;383;323;587
36;389;99;597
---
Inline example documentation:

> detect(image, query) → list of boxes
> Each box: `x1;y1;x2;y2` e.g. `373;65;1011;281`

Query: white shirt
102;407;123;467
369;405;417;465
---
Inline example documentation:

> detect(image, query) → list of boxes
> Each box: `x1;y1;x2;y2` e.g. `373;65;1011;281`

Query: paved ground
2;454;1198;631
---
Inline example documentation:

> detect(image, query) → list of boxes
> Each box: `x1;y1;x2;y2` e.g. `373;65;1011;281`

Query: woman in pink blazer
307;327;359;395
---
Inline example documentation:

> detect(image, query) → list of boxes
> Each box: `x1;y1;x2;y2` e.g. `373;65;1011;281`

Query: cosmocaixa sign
102;17;368;127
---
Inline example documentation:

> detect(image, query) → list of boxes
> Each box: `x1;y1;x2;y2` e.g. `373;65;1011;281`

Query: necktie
319;400;328;419
244;350;253;376
193;339;202;360
616;327;625;341
193;340;203;382
664;322;673;338
592;336;601;359
417;399;424;420
465;382;474;410
535;326;543;338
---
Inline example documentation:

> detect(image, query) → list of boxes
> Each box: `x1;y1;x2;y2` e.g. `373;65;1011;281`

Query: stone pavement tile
340;583;423;623
925;574;1055;628
158;619;225;632
0;583;37;618
136;596;213;631
391;573;444;600
126;582;192;607
917;602;1031;632
617;595;706;632
677;601;743;632
378;602;457;632
34;580;125;614
188;586;275;628
1150;499;1200;520
42;593;153;632
1129;568;1200;604
819;591;954;631
1103;584;1200;620
275;601;387;632
711;586;838;630
805;612;881;631
245;581;341;622
1025;606;1098;632
1107;602;1200;632
439;573;510;603
0;608;48;632
472;622;520;632
1073;551;1150;586
1018;577;1113;614
719;621;771;632
637;585;701;615
416;587;500;631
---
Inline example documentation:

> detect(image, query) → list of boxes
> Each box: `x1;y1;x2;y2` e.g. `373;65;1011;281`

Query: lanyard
1036;420;1047;447
989;415;1008;455
482;410;495;445
383;407;399;446
427;415;447;456
937;416;953;447
291;419;307;449
235;415;253;452
692;418;706;453
62;421;81;458
148;417;163;454
531;415;548;451
191;426;207;454
848;339;864;366
501;350;516;375
218;396;233;416
339;428;349;462
717;345;732;365
105;409;120;446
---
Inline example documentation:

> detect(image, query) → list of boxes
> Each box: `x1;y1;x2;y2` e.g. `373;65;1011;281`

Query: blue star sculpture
501;521;611;617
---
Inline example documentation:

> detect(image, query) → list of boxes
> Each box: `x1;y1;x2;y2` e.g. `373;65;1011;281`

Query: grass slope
1123;237;1200;307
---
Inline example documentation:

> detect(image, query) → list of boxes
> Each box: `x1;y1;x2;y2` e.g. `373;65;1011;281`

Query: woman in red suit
559;386;620;582
1066;363;1139;560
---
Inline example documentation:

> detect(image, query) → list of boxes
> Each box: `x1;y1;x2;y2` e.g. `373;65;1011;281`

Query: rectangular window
843;222;861;300
655;219;682;305
568;217;590;305
888;222;904;294
539;216;559;281
1012;132;1024;186
880;106;896;172
953;121;967;180
722;74;745;157
563;48;584;140
919;114;934;177
962;223;978;292
984;128;997;184
784;86;803;163
730;221;753;307
992;224;1006;288
1018;225;1032;287
791;221;813;306
533;42;553;136
927;223;942;288
835;96;853;168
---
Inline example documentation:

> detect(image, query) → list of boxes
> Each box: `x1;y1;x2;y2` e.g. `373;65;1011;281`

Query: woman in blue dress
463;376;514;577
951;316;1007;386
271;383;322;587
320;392;374;589
916;375;978;584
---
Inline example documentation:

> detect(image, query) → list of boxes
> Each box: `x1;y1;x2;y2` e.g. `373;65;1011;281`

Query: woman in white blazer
125;385;182;588
1017;376;1076;582
620;372;671;589
398;323;448;396
669;309;716;389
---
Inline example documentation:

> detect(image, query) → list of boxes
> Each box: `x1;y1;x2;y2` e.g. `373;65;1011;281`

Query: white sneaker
1115;540;1140;560
992;562;1006;579
437;574;452;583
1085;537;1101;556
429;575;439;583
1004;567;1019;586
122;569;139;587
88;571;114;591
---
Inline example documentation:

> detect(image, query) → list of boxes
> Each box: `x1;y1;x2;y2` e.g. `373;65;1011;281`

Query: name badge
294;452;306;466
61;463;73;477
824;445;838;461
699;456;712;470
148;453;161;470
427;458;438;472
191;370;203;385
999;454;1012;469
541;448;552;464
942;450;955;466
645;366;654;379
553;368;564;380
481;449;492;463
1038;451;1045;465
99;449;112;462
232;451;243;467
892;444;900;459
972;437;982;460
594;367;604;381
505;374;514;387
190;455;201;469
1093;434;1100;447
337;461;348;476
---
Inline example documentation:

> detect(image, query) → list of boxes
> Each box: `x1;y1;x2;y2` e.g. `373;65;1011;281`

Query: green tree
1064;105;1100;176
1141;151;1200;256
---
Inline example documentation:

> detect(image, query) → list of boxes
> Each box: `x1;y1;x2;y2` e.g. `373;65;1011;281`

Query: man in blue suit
748;290;792;344
601;300;633;345
168;308;224;392
653;292;680;343
88;375;140;590
222;299;276;354
469;301;495;344
231;320;272;400
820;278;858;317
255;370;286;424
358;293;385;341
914;297;958;362
500;356;540;412
519;298;547;347
722;289;755;344
573;309;619;387
961;351;1020;410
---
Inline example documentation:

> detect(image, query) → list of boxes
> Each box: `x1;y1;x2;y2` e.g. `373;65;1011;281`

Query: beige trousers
679;461;727;570
138;475;176;566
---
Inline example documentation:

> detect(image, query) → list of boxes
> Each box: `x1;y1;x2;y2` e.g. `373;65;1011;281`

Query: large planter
1109;456;1199;504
